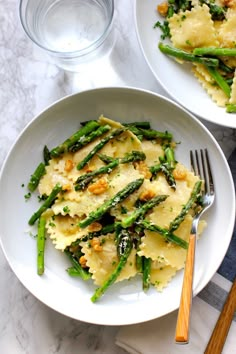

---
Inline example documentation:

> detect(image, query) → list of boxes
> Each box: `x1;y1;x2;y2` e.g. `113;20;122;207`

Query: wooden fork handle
175;233;196;344
204;278;236;354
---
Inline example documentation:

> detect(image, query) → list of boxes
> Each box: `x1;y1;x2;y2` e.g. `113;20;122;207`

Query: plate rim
134;0;236;129
0;86;235;325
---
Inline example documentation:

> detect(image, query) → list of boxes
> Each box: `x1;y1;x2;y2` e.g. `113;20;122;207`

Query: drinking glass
19;0;115;71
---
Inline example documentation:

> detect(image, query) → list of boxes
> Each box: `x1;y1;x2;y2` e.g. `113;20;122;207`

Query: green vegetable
28;162;46;192
158;42;219;67
68;124;111;153
226;104;236;113
77;128;124;170
123;122;151;129
139;220;188;249
66;267;82;277
142;257;152;291
154;21;171;40
91;228;132;302
201;1;226;21
74;159;119;191
97;153;114;164
43;145;51;165
37;216;46;275
79;178;144;228
206;66;231;98
65;249;91;281
50;120;100;157
218;60;235;74
150;145;176;189
121;195;168;228
120;151;146;164
193;47;236;57
98;151;146;165
71;224;115;247
127;125;172;141
169;180;202;232
28;183;62;225
150;163;176;189
165;146;176;169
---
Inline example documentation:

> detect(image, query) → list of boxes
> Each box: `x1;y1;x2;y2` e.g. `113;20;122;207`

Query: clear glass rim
19;0;115;57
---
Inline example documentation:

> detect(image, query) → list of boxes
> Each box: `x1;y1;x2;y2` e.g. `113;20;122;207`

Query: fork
175;149;215;344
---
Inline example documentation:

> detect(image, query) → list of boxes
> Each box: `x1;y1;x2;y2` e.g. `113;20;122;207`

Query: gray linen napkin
116;149;236;354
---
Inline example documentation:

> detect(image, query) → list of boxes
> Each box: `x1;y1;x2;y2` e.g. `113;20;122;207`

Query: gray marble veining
0;0;235;353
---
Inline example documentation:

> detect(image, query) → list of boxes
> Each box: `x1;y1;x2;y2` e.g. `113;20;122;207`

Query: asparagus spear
218;60;235;74
68;124;111;153
97;153;114;164
127;125;173;141
150;163;176;189
123;122;151;129
165;146;176;168
121;195;168;228
98;151;146;165
142;257;152;291
50;120;100;157
28;183;62;225
74;159;119;191
37;216;46;275
64;249;91;281
134;225;144;273
66;267;82;277
71;224;115;246
120;151;146;163
43;145;51;165
193;47;236;57
169;180;202;232
91;228;132;302
226;104;236;113
77;128;124;170
150;145;176;188
139;220;188;249
28;162;46;192
206;67;231;98
158;42;219;67
78;178;144;228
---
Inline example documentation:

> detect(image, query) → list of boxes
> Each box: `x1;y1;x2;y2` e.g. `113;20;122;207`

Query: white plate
0;87;235;325
135;0;236;129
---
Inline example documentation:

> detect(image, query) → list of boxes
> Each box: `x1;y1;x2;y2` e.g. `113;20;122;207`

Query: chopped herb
154;20;170;40
38;194;48;202
63;206;70;213
24;192;31;200
121;205;128;214
49;222;56;227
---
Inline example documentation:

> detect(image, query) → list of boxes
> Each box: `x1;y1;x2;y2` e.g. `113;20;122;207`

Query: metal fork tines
190;149;215;199
175;149;215;344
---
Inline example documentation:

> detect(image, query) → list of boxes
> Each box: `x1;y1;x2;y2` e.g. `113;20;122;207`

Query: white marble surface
0;1;235;353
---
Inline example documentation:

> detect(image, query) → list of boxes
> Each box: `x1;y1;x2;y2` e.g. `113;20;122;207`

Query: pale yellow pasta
150;263;178;291
192;65;229;106
138;214;206;271
81;234;137;286
140;140;164;166
39;161;72;196
33;117;207;297
217;9;236;47
169;5;219;51
46;214;88;250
